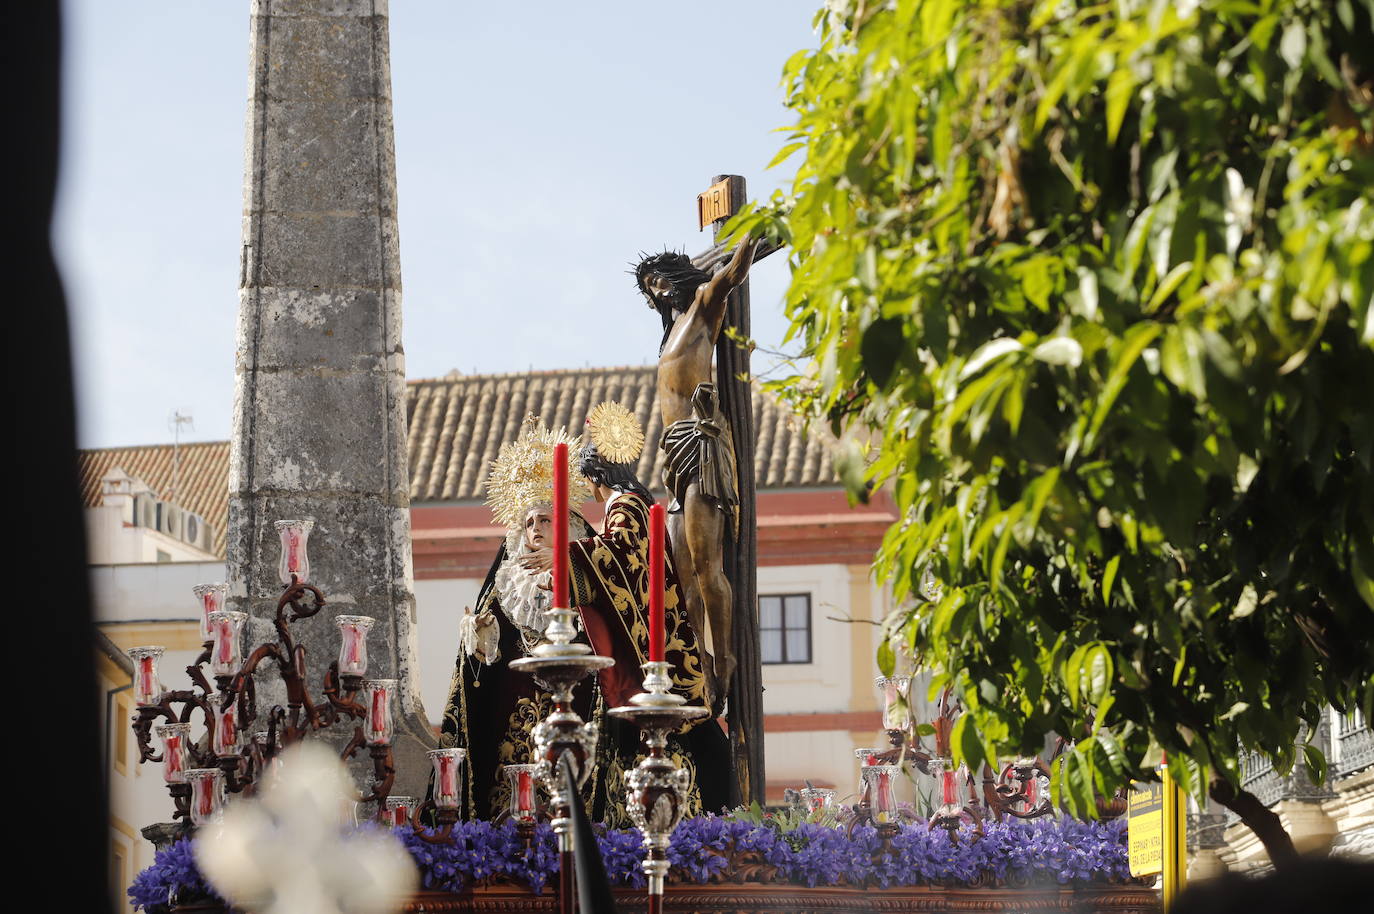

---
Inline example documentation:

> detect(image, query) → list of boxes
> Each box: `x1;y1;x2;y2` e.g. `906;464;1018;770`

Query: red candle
649;503;665;662
553;443;569;609
517;770;534;813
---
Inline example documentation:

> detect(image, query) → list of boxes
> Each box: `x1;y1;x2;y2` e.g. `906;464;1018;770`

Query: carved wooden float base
402;884;1160;913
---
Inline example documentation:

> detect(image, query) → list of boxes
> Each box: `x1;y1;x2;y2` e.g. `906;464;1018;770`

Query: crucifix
634;174;781;807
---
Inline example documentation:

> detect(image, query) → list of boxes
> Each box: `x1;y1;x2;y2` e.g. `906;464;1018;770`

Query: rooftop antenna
168;409;194;506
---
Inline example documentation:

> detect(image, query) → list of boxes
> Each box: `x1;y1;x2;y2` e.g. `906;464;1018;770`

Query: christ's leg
683;483;735;697
668;509;713;704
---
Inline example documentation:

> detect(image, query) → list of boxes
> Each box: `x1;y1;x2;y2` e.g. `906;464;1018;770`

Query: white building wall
87;504;219;565
758;563;854;713
414;577;484;718
92;561;226;623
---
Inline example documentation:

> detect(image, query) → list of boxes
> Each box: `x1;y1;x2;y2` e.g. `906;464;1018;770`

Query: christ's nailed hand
517;547;553;573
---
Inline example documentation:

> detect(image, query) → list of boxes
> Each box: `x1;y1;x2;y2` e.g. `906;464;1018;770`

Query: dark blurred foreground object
1172;857;1374;914
563;752;619;914
14;3;110;914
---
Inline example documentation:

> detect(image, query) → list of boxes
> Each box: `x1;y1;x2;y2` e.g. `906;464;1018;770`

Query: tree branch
1209;776;1299;870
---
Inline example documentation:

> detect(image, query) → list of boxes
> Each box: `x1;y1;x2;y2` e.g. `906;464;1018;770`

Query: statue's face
523;509;553;550
643;273;677;310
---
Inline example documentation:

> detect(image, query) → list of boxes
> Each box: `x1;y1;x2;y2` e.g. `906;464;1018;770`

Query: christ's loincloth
660;382;738;515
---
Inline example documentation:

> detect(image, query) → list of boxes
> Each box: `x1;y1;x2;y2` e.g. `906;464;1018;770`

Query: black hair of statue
577;442;653;504
630;249;711;354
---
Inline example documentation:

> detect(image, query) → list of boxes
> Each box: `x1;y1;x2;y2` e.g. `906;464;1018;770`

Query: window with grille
760;593;812;664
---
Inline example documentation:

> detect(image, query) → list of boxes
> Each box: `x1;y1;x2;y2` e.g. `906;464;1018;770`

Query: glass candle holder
155;722;192;784
335;615;374;678
212;699;240;758
192;583;227;642
503;763;540;822
275;519;314;584
382;796;417;828
861;764;900;823
853;747;884;767
428;748;467;811
1009;756;1040;812
128;646;165;707
875;675;912;730
799;787;836;817
207;611;248;678
186;768;225;825
928;757;968;818
361;678;395;747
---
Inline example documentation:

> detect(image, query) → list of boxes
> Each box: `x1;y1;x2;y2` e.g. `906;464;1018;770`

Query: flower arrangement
128;837;224;913
130;814;1131;909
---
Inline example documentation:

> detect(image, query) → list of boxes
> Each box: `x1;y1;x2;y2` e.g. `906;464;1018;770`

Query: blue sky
57;1;819;448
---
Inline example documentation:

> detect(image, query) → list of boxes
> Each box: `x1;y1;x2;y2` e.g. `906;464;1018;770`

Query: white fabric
458;610;501;665
494;555;554;633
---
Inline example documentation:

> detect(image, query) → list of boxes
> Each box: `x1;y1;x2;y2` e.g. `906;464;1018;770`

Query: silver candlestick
608;661;709;914
509;607;614;914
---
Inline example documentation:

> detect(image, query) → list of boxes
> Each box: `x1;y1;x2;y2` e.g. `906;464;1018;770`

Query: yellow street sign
1128;770;1188;909
1127;781;1164;877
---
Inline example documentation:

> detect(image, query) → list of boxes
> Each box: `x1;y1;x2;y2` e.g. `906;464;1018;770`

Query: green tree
729;0;1374;865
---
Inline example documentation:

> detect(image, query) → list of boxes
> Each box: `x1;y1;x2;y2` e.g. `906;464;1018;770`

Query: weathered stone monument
228;0;433;793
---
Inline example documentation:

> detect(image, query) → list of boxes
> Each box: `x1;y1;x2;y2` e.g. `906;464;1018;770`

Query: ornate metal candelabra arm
319;661;367;727
609;661;709;914
408;800;462;845
984;757;1056;821
279;574;326;623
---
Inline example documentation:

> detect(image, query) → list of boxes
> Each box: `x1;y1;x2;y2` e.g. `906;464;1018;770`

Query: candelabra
849;680;987;840
129;520;400;828
509;606;613;914
609;661;709;914
856;675;1125;842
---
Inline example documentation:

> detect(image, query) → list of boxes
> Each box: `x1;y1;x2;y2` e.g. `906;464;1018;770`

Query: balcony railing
1225;720;1336;826
1334;710;1374;779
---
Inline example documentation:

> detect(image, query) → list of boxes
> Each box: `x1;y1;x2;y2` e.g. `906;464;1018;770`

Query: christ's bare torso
657;290;717;427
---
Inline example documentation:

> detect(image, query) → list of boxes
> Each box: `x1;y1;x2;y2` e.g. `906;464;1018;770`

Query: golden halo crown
585;401;645;464
484;414;591;530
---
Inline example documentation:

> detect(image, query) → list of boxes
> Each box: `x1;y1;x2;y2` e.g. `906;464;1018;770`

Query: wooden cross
690;174;781;808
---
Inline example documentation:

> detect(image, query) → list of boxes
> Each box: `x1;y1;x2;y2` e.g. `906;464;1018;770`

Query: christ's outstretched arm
697;235;760;341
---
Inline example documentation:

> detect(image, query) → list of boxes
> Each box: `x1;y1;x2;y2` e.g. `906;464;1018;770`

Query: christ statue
634;235;760;704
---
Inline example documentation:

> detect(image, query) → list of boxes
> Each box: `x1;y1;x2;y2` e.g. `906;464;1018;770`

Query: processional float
128;441;709;914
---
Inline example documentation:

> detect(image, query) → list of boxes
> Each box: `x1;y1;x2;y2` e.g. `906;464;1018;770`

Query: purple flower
127;838;222;913
128;813;1129;903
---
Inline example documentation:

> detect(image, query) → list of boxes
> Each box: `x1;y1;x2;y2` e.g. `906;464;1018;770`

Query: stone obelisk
228;0;433;794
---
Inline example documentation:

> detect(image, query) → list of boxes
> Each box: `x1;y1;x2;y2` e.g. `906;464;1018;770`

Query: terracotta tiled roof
405;366;839;502
76;367;840;557
77;440;231;556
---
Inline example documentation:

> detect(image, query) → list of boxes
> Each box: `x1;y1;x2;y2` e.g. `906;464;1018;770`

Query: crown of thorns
630;250;709;299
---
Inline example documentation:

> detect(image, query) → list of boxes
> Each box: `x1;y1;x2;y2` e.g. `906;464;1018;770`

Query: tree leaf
1303;744;1328;786
1083;643;1114;705
861;316;906;389
1105;68;1135;144
1084;322;1162;452
960;338;1024;380
1279;20;1307;70
877;635;896;677
1032;337;1084;367
1231;584;1258;619
1102;555;1122;605
952;713;985;772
